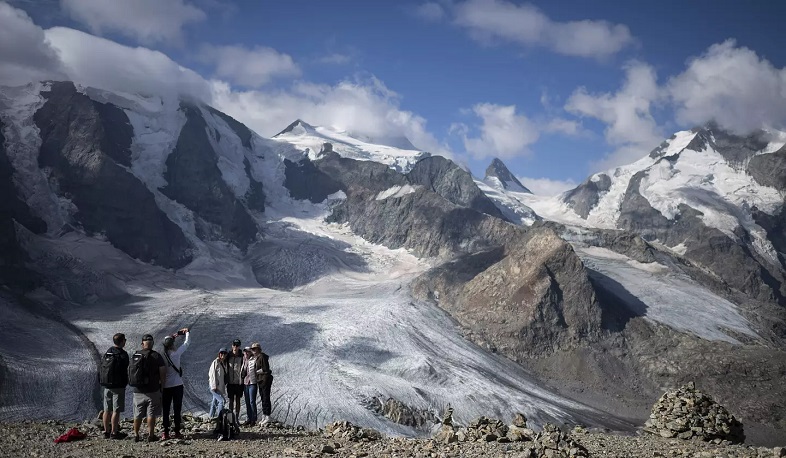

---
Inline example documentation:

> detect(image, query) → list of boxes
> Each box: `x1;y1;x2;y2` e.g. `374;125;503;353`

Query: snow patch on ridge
576;246;759;344
376;185;419;200
274;122;428;173
0;82;67;233
201;106;251;199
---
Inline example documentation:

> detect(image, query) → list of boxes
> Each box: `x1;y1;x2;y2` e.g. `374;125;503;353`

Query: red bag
54;427;87;443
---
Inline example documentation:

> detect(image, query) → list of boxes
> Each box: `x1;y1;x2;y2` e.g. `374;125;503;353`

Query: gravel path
3;420;783;458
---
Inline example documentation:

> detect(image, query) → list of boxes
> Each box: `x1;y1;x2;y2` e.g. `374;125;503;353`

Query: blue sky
4;0;786;194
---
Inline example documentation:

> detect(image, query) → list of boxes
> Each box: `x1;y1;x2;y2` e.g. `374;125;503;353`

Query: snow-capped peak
483;157;531;193
271;119;430;173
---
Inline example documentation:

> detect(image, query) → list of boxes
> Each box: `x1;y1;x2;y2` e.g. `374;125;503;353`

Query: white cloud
0;2;65;85
452;0;633;58
518;176;577;196
318;53;352;65
210;77;450;155
668;39;786;133
543;117;583;136
60;0;206;45
566;61;663;170
45;27;211;99
198;44;300;88
414;2;446;21
455;103;540;159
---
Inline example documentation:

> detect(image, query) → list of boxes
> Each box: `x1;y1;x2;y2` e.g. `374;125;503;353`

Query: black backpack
128;351;152;388
99;348;127;388
216;408;239;441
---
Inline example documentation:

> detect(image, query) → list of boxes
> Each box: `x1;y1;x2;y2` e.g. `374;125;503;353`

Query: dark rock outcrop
161;103;257;250
243;158;265;212
407;156;505;219
33;82;192;268
328;188;522;258
563;174;612;219
484;158;531;193
206;106;253;149
748;144;786;191
283;157;342;203
412;226;603;356
686;124;769;167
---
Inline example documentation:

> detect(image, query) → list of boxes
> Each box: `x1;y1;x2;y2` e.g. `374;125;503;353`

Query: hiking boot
259;415;270;426
146;434;159;442
161;432;171;440
110;431;127;440
134;435;141;443
103;431;111;439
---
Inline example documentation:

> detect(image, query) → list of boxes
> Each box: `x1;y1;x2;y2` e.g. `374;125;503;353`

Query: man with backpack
99;333;129;440
161;327;190;440
225;339;244;423
129;334;166;442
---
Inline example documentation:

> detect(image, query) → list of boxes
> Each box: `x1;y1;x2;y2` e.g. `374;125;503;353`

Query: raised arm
174;329;191;356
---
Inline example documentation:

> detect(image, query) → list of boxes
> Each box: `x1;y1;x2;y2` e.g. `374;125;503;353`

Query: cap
219;347;228;354
232;339;241;346
250;342;261;350
142;334;154;342
243;346;251;352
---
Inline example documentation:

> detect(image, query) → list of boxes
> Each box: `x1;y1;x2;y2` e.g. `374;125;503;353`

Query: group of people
98;329;274;442
208;339;274;427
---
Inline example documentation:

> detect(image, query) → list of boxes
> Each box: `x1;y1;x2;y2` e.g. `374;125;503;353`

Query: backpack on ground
99;348;126;388
216;408;239;441
128;351;151;388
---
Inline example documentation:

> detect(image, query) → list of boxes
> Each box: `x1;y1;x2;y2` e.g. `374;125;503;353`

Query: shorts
227;384;243;400
133;391;162;419
103;387;125;413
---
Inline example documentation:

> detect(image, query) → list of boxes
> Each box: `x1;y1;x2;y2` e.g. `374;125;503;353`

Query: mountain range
0;81;784;445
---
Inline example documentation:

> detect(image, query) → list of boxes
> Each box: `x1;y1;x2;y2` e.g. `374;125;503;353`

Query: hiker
208;347;228;418
226;339;244;422
129;334;166;443
161;327;190;440
241;346;257;426
99;332;129;440
251;342;273;425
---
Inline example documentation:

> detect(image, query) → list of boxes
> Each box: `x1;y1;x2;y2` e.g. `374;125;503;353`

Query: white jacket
208;358;227;395
162;332;191;389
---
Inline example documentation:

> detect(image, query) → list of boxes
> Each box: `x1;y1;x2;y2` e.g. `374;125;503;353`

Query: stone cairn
433;408;588;457
323;420;382;442
643;382;745;444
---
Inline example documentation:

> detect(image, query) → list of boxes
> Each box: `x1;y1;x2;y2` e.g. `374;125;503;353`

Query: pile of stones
529;423;588;458
643;382;745;444
432;409;587;456
322;420;383;442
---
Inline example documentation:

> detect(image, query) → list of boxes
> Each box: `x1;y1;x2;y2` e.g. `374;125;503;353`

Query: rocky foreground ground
1;419;784;458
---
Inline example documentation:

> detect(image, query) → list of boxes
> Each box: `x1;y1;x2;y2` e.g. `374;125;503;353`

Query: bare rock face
563;174;612;219
643;382;745;444
33;81;193;268
412;226;602;356
161;103;258;251
328;188;523;259
406;155;506;219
